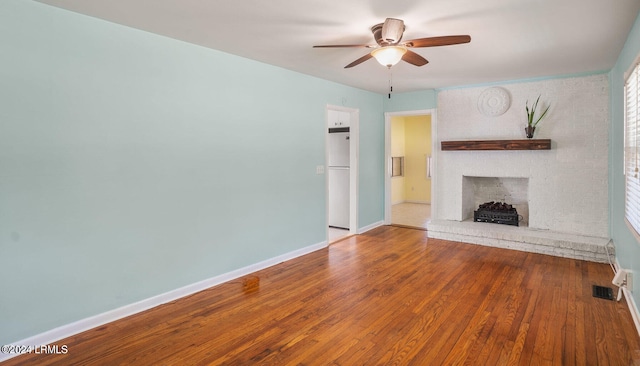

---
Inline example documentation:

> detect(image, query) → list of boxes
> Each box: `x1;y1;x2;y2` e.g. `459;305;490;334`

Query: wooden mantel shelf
441;139;551;151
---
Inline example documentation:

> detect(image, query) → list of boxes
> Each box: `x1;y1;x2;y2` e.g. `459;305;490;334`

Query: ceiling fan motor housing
382;18;405;44
371;18;405;46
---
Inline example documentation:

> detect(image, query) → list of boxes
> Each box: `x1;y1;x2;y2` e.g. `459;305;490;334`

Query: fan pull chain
388;67;393;99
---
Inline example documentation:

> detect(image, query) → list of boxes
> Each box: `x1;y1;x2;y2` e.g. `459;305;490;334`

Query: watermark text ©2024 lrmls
1;344;68;355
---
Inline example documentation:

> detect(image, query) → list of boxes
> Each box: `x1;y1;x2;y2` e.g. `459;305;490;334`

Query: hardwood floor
4;226;640;365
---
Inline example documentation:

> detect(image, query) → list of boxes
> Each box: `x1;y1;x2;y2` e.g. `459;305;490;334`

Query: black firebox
473;201;519;226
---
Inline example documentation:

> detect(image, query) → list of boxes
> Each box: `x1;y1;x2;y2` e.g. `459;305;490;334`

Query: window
625;59;640;236
391;156;404;177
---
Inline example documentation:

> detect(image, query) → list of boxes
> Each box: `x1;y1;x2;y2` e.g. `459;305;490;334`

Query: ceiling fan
313;18;471;69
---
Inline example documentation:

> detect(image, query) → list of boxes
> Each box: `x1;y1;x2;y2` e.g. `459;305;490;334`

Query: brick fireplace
427;75;612;262
463;176;529;226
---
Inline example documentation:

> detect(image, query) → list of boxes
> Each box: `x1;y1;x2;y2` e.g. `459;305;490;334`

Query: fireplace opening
462;176;529;227
474;201;520;226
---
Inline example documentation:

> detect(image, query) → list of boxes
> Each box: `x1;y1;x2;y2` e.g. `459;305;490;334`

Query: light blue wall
610;12;640;303
383;90;437;112
0;0;383;343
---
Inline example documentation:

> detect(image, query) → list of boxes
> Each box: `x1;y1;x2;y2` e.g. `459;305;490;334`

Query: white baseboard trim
614;258;640;338
391;200;431;205
623;287;640;338
0;240;328;363
404;200;431;204
358;220;384;234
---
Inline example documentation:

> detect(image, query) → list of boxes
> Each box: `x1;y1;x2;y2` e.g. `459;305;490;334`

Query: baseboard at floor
0;240;328;363
614;258;640;338
391;200;431;205
390;223;428;231
358;220;384;234
623;287;640;339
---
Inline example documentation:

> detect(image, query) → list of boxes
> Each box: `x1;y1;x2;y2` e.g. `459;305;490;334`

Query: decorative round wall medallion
477;87;511;117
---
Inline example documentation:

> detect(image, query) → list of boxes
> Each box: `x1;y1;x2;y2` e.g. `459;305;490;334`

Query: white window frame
625;56;640;239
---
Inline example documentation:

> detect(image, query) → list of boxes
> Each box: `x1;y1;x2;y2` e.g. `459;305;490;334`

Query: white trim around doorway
384;109;437;225
325;105;359;240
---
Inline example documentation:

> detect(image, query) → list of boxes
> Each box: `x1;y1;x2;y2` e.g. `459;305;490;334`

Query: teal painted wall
0;0;383;343
383;90;436;112
610;12;640;303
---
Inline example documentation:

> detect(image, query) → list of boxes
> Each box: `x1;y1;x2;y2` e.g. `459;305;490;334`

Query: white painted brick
436;74;609;238
427;220;611;263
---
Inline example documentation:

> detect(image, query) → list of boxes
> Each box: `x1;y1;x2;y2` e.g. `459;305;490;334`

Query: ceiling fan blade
313;44;374;48
381;18;405;44
344;53;373;68
403;35;471;48
402;50;429;67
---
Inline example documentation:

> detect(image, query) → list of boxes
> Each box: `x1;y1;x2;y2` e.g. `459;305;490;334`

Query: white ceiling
36;0;640;94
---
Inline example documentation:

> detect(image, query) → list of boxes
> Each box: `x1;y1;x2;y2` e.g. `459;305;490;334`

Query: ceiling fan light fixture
371;46;407;68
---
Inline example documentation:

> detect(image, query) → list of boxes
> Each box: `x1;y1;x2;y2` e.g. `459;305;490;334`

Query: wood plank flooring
4;226;640;365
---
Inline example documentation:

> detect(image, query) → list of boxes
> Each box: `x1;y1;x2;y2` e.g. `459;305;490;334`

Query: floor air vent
592;285;614;300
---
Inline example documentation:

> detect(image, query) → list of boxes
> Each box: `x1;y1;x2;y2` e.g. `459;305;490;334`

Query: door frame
326;105;359;238
384;109;437;225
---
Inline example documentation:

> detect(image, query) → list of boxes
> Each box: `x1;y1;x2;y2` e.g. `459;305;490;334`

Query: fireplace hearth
474;201;520;226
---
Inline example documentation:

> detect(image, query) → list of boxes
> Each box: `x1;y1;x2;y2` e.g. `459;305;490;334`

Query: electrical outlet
614;269;628;286
613;269;633;289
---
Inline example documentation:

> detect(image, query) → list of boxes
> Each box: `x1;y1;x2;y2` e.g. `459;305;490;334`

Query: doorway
384;109;436;229
326;105;359;243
